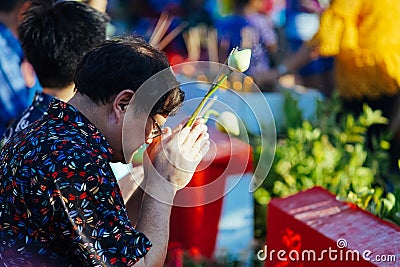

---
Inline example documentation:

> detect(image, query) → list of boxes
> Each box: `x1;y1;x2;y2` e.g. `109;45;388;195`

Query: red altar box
167;127;253;260
266;187;399;267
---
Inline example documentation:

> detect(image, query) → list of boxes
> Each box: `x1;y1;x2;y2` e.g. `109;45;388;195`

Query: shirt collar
32;91;53;109
47;98;114;159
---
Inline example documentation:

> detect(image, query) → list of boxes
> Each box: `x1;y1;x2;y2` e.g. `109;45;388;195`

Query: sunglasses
149;116;163;139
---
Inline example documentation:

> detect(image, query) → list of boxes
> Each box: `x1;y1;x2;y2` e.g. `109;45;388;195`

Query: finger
192;118;206;127
194;132;209;144
194;139;210;161
183;124;208;147
158;126;183;148
172;124;183;134
180;117;205;129
159;127;173;142
201;138;211;155
178;126;191;145
190;132;209;155
167;123;185;142
189;132;209;156
146;130;165;160
164;127;173;136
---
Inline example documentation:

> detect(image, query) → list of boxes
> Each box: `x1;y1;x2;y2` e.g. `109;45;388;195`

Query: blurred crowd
106;0;400;170
105;0;333;92
90;0;400;166
106;0;282;91
2;0;400;158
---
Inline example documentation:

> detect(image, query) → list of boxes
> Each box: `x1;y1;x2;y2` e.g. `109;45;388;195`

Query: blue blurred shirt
0;23;40;137
216;13;277;76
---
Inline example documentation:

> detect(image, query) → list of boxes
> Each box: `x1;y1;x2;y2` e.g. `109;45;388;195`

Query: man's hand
144;120;210;196
135;120;209;266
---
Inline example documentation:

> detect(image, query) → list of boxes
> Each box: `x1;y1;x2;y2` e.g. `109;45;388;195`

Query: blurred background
102;1;400;266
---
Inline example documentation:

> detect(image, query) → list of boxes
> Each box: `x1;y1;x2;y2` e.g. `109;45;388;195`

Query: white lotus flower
228;49;252;72
215;111;240;135
185;47;251;127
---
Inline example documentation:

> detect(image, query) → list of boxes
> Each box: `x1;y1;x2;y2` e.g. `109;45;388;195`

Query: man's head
72;36;184;162
18;1;108;90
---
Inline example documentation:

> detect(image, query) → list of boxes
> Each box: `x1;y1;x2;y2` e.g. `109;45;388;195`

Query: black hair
0;0;26;12
18;1;109;88
74;36;185;116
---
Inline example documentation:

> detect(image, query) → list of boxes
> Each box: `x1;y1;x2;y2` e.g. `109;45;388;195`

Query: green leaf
283;90;303;129
254;187;271;205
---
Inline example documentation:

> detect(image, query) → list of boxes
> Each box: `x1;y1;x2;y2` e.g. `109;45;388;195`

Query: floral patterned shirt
1;91;53;147
0;98;151;266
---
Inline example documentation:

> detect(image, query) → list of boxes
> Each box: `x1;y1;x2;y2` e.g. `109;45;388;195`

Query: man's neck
68;93;124;163
68;93;111;138
43;83;75;102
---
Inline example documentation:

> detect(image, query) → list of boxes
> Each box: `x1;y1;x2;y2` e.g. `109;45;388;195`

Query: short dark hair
18;1;108;88
0;0;26;12
74;36;185;116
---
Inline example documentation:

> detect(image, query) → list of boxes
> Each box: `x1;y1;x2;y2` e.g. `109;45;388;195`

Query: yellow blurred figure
308;0;400;99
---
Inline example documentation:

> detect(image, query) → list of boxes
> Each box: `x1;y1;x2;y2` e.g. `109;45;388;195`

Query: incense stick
155;16;173;45
157;22;187;50
207;28;218;63
149;12;174;47
149;12;168;45
183;27;201;61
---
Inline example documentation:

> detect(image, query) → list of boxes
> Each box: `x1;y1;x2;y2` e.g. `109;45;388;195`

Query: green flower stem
185;70;231;127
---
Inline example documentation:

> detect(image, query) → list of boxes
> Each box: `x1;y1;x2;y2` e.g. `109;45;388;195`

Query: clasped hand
144;120;210;195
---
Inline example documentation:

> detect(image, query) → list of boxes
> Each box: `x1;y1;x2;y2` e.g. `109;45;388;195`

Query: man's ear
113;89;134;123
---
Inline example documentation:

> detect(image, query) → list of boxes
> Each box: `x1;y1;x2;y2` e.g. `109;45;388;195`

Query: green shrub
253;91;400;234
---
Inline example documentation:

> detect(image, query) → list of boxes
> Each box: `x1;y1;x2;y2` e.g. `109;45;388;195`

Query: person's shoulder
5;104;35;139
4;117;81;153
1;122;98;168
